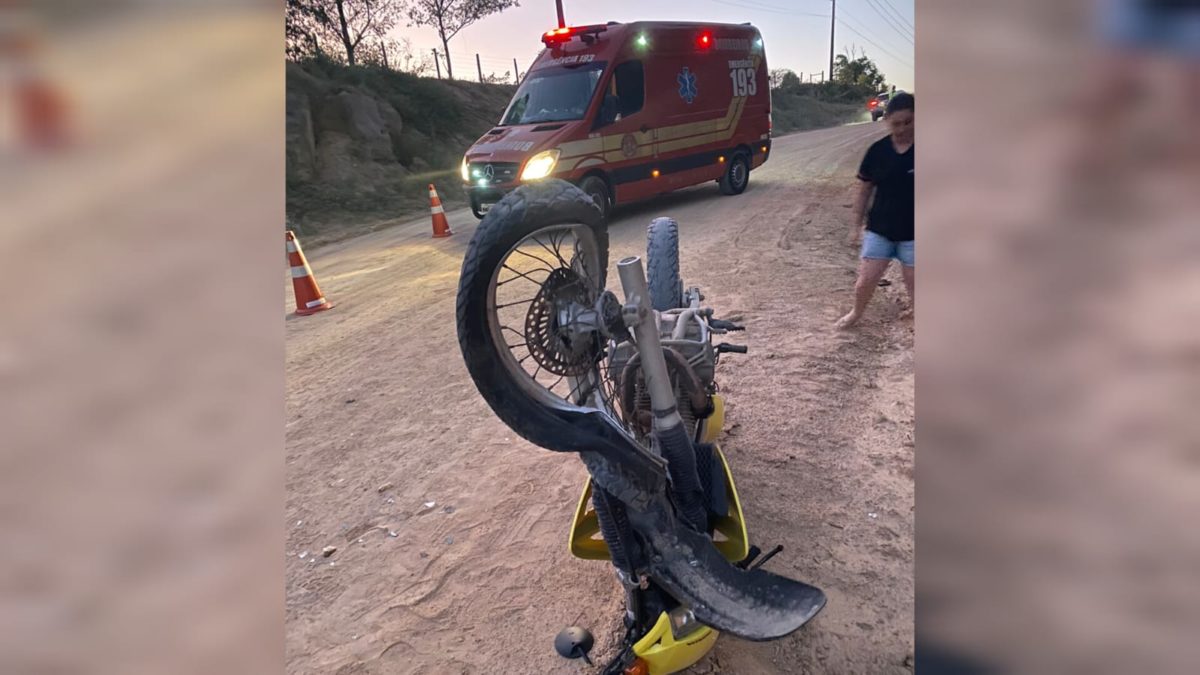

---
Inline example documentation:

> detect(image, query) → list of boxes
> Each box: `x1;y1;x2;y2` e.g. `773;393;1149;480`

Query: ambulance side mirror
596;95;619;128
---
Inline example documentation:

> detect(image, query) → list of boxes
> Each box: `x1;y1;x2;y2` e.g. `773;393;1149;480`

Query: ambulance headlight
460;157;470;181
520;149;560;181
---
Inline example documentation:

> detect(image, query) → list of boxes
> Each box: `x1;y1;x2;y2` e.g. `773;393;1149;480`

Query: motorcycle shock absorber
616;256;709;533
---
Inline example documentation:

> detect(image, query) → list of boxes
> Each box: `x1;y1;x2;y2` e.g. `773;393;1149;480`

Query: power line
699;0;912;77
715;0;911;61
838;7;912;56
876;0;915;33
862;0;913;44
836;18;912;68
706;0;828;19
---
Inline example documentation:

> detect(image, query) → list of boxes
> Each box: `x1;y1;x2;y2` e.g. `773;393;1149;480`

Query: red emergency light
696;30;713;50
542;24;609;46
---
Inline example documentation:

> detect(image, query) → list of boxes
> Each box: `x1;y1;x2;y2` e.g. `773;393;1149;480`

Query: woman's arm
848;180;874;244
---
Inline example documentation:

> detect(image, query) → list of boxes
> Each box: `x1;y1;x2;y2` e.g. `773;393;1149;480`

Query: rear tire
578;175;611;222
718;152;750;195
646;217;683;312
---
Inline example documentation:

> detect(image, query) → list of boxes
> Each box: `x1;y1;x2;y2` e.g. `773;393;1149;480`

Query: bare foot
835;310;861;330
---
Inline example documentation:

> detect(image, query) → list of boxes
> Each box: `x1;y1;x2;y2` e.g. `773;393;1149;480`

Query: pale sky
387;0;914;91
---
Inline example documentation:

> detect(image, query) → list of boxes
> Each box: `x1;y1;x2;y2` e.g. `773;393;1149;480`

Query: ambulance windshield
499;62;606;126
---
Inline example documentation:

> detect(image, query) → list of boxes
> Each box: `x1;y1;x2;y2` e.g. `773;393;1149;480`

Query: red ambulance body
461;21;771;219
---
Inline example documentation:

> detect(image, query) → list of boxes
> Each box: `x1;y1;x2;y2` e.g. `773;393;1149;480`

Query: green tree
833;53;886;91
780;70;802;90
286;0;326;60
406;0;521;80
286;0;401;66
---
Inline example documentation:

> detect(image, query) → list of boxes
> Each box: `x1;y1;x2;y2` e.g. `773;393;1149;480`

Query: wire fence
430;49;540;85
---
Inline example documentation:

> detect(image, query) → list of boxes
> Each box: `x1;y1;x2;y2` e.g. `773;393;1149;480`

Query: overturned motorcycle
455;180;825;674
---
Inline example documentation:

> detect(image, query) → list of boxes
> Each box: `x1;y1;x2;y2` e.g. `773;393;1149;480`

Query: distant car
867;92;890;122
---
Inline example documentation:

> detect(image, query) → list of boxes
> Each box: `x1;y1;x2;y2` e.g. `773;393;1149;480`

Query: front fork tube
616;256;710;533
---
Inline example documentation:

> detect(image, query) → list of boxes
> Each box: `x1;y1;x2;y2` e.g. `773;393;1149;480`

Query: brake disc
524;267;598;376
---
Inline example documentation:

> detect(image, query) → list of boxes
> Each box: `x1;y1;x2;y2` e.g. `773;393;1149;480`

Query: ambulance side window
613;60;644;119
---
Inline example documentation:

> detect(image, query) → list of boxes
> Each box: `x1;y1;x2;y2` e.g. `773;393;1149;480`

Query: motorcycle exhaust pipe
616;256;709;532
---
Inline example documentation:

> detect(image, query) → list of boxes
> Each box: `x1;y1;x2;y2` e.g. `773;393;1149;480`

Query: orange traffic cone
3;9;69;149
17;80;69;149
286;231;333;316
429;184;453;238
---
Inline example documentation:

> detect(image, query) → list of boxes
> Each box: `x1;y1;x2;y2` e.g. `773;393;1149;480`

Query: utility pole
476;53;483;82
829;0;836;83
556;0;565;28
433;49;441;79
513;58;520;84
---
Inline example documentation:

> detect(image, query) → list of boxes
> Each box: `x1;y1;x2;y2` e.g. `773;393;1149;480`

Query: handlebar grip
709;319;746;331
716;343;748;354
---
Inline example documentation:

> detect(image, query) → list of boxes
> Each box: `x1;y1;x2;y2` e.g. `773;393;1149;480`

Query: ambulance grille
468;162;519;186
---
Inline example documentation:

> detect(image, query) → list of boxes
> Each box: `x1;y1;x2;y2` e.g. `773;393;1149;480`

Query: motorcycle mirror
553;626;595;665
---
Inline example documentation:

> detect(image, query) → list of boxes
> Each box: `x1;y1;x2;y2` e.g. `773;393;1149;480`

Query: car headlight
520;149;560;181
461;157;470;181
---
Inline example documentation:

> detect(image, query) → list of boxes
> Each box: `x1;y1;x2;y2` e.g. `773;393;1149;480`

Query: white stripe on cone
286;240;298;253
305;298;327;308
291;266;311;278
431;205;444;214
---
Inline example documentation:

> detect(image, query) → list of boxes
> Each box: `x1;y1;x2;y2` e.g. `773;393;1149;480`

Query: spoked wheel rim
486;223;628;428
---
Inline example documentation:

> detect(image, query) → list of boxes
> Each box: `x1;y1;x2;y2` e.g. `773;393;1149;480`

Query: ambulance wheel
578;175;611;222
719;152;750;195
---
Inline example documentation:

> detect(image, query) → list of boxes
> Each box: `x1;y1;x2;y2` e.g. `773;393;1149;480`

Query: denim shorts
862;230;914;267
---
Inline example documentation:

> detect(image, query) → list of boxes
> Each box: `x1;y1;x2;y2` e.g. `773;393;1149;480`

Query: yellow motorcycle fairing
697;394;725;445
566;397;748;674
568;441;749;564
633;611;718;674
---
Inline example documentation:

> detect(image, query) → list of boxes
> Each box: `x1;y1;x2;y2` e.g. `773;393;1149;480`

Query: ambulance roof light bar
541;24;609;47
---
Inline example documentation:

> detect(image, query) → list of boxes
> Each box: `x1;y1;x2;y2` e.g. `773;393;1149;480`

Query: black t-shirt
858;136;914;242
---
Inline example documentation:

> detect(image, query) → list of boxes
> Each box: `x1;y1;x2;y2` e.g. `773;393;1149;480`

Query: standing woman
837;92;914;329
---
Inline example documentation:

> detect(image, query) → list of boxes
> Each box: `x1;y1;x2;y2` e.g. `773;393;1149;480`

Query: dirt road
286;122;914;674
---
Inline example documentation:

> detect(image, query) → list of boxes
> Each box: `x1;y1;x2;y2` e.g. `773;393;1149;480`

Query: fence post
513;58;520;84
433;49;441;79
477;53;483;82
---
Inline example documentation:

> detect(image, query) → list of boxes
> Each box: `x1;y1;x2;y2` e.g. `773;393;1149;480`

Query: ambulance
461;21;771;220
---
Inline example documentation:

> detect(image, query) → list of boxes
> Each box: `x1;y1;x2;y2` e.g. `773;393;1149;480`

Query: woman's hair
886;92;914;116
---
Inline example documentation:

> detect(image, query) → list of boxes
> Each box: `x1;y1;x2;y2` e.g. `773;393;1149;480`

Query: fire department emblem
620;133;638;158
